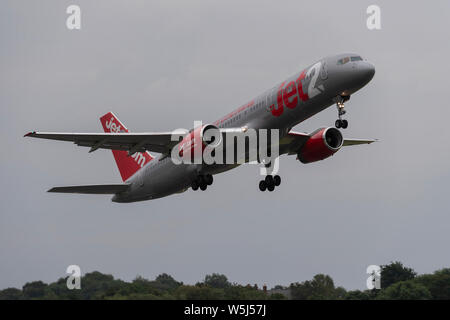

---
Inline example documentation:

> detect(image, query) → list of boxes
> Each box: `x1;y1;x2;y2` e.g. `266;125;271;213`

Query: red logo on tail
100;112;153;181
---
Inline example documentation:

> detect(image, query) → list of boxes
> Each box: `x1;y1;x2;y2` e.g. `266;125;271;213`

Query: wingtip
24;131;35;137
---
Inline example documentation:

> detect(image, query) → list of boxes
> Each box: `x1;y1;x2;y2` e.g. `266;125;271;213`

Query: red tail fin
100;112;153;182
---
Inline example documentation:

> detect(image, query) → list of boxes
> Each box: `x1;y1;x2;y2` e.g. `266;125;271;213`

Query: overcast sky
1;0;450;291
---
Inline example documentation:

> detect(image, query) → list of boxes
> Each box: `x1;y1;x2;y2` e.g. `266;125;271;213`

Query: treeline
0;262;449;300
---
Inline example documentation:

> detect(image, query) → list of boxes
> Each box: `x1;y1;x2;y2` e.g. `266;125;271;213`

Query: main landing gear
191;174;213;191
259;175;281;192
334;95;350;129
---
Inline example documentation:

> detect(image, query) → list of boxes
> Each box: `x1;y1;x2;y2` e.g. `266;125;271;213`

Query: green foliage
269;293;288;300
344;290;372;300
380;261;416;289
203;273;230;289
153;273;183;291
290;274;345;300
223;285;267;300
414;268;450;299
376;281;431;300
22;281;48;299
0;262;449;300
0;288;22;300
175;285;225;300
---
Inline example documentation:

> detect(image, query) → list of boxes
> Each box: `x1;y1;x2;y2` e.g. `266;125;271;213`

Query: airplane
25;53;376;203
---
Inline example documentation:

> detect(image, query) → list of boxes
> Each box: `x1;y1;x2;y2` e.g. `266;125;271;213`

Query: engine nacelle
297;127;343;164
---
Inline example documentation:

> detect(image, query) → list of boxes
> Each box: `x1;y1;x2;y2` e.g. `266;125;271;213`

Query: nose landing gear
259;175;281;192
334;96;350;129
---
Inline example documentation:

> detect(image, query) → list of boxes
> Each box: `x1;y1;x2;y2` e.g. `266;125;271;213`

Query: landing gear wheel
264;175;275;191
341;119;348;129
335;119;341;128
192;182;199;191
265;175;274;186
273;175;281;186
259;180;267;192
205;174;213;186
200;183;207;191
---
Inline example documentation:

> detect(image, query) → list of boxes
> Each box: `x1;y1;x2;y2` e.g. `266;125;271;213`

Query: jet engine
297;127;343;164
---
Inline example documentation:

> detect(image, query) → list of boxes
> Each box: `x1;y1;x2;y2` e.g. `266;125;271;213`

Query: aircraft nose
358;61;375;84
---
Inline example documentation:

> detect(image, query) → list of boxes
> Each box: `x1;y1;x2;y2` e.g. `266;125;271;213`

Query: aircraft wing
24;127;249;155
25;129;377;156
279;131;311;155
342;138;378;146
24;131;181;154
282;130;377;155
48;184;130;194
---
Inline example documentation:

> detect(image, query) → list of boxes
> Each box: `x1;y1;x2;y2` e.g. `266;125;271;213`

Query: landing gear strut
259;175;281;192
334;96;349;129
191;174;213;191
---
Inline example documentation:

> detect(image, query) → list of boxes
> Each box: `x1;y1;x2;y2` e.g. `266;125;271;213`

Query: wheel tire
265;175;274;185
192;181;199;191
335;119;341;128
259;180;267;192
341;119;348;129
274;175;281;186
205;174;213;185
267;184;275;192
200;183;207;191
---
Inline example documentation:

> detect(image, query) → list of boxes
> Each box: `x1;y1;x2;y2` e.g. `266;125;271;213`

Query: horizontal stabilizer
48;184;130;194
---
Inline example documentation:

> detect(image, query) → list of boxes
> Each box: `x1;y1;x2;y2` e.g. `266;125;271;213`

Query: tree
22;281;48;299
344;290;372;300
269;293;287;300
203;273;230;289
223;285;266;300
415;268;450;299
290;274;343;300
78;271;125;299
153;273;182;291
380;261;416;288
1;265;448;300
175;285;224;300
0;288;23;300
377;281;431;300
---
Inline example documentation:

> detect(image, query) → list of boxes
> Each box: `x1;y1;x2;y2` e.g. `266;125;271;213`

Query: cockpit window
337;57;350;65
351;56;363;61
338;56;363;65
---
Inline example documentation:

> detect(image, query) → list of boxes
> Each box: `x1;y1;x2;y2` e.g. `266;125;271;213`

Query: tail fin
100;112;153;182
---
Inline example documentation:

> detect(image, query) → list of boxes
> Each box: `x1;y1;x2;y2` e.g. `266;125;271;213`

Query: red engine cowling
297;127;343;164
